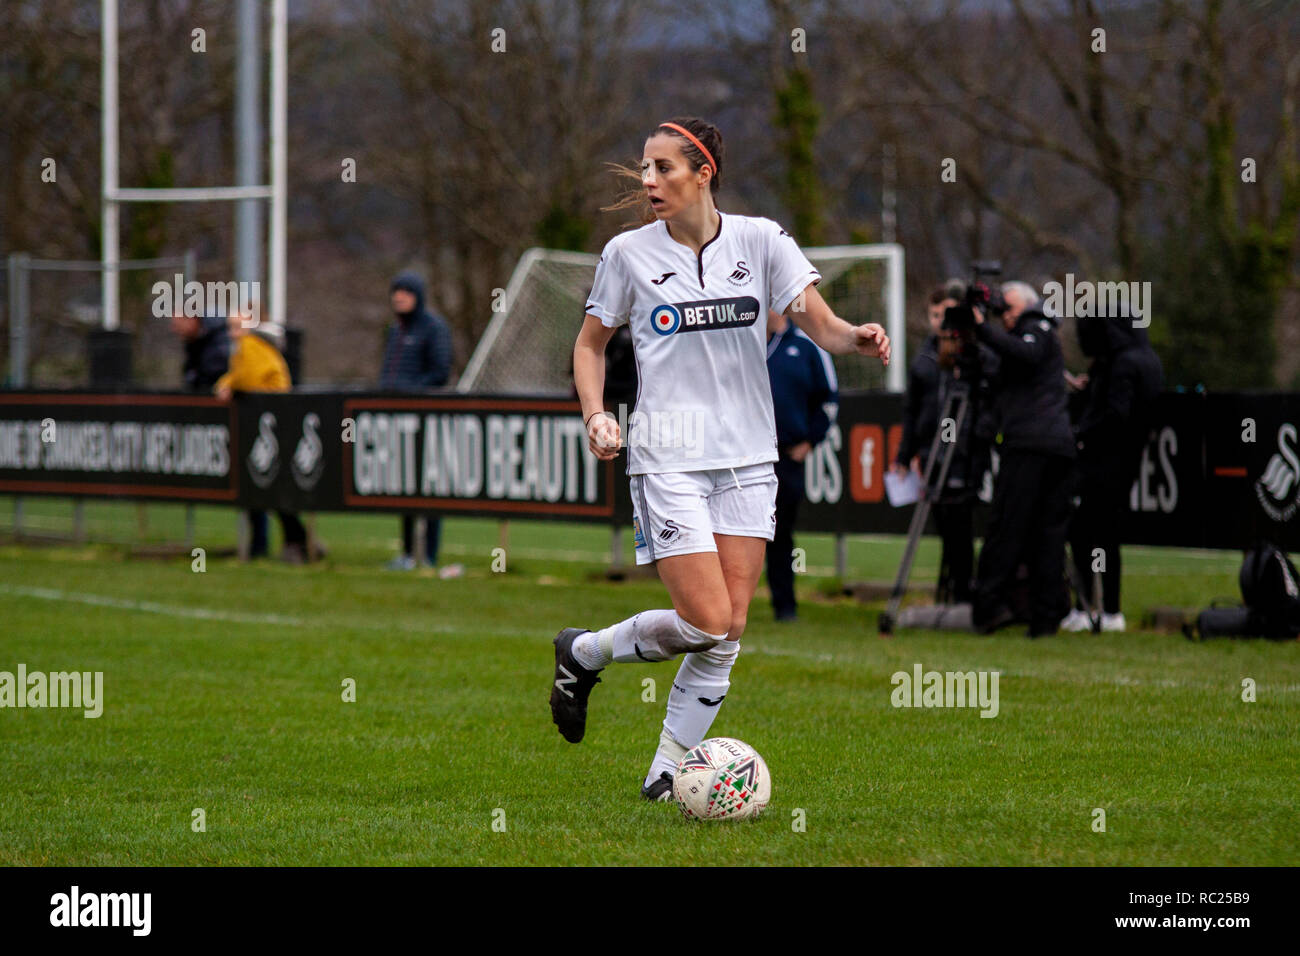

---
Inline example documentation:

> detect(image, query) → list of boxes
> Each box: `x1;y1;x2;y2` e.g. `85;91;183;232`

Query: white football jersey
585;212;821;474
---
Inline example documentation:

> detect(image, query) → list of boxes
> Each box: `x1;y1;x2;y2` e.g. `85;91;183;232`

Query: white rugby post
100;0;287;329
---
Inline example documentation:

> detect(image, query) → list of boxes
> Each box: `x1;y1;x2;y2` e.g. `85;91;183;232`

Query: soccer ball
673;737;771;821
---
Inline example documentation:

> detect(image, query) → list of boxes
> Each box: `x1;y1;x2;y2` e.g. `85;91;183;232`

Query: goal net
458;244;905;395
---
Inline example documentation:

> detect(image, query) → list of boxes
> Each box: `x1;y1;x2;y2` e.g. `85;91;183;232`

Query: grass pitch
0;497;1296;865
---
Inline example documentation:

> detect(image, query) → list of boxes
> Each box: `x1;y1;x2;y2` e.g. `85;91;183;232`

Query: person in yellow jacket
215;309;314;563
214;312;291;398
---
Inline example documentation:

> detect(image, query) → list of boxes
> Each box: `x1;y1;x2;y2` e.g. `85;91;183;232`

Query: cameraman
892;283;999;604
971;281;1076;636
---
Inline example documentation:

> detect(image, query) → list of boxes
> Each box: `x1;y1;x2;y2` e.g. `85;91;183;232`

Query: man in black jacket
171;312;229;392
1061;308;1163;631
381;272;453;391
380;272;460;576
972;281;1077;636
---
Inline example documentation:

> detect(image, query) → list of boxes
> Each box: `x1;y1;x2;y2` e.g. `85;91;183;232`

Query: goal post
458;244;906;396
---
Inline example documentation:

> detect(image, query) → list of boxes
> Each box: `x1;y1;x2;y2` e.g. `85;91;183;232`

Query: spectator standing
171;311;229;393
214;311;313;564
1061;308;1163;631
765;308;838;621
380;272;462;577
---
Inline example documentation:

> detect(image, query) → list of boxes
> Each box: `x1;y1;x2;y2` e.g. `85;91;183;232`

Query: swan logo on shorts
651;303;682;336
658;519;681;544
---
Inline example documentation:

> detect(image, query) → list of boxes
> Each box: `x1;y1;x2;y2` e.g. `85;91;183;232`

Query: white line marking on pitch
0;583;529;637
5;585;1295;694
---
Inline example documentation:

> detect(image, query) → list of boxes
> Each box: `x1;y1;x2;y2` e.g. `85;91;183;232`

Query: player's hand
586;412;621;460
853;323;891;365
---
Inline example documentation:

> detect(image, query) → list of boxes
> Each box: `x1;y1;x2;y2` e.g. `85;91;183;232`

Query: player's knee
728;610;748;642
676;610;730;650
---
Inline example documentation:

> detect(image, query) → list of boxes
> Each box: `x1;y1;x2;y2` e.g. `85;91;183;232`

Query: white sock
643;728;688;788
574;610;725;670
570;631;607;670
645;640;739;785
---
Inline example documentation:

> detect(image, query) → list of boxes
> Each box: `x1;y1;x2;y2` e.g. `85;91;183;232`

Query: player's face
641;134;708;219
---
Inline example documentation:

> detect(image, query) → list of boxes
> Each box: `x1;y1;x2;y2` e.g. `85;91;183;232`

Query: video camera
942;261;1006;334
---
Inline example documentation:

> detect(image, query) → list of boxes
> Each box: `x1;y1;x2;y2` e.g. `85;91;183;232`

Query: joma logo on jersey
650;296;760;335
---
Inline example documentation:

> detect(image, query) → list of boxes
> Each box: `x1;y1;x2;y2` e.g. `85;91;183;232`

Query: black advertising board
795;391;1213;546
236;393;620;521
3;387;1298;552
1068;391;1206;549
0;392;236;503
234;392;345;514
1203;392;1300;551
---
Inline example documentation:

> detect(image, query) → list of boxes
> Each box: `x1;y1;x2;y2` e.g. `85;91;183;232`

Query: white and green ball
673;737;771;821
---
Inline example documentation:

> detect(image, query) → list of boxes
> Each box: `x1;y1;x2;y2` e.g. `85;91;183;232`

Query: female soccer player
550;117;890;800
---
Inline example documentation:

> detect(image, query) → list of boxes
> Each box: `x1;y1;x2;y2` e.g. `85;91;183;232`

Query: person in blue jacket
380;272;461;576
765;308;838;621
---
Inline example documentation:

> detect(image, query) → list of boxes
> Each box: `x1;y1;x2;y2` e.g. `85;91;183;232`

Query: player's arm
573;314;621;460
786;283;891;365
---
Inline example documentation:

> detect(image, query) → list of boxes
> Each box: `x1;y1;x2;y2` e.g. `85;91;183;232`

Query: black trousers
250;510;307;556
765;457;805;618
933;497;975;604
1068;475;1127;614
401;514;442;564
974;450;1072;634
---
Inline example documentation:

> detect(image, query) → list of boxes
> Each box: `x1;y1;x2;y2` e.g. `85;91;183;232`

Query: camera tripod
879;384;969;635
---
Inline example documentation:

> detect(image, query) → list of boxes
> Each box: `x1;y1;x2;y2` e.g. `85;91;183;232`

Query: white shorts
630;463;778;566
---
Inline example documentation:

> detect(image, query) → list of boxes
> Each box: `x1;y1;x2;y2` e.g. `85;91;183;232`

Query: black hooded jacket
183;315;230;392
975;305;1076;459
1073;311;1163;488
380;272;454;391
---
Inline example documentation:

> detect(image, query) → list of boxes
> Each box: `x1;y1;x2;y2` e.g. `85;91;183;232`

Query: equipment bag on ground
1185;540;1300;640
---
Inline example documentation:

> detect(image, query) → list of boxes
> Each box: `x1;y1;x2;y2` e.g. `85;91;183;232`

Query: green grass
0;496;1296;865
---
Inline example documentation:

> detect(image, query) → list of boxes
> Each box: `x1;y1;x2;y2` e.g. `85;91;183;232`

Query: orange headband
658;122;717;177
